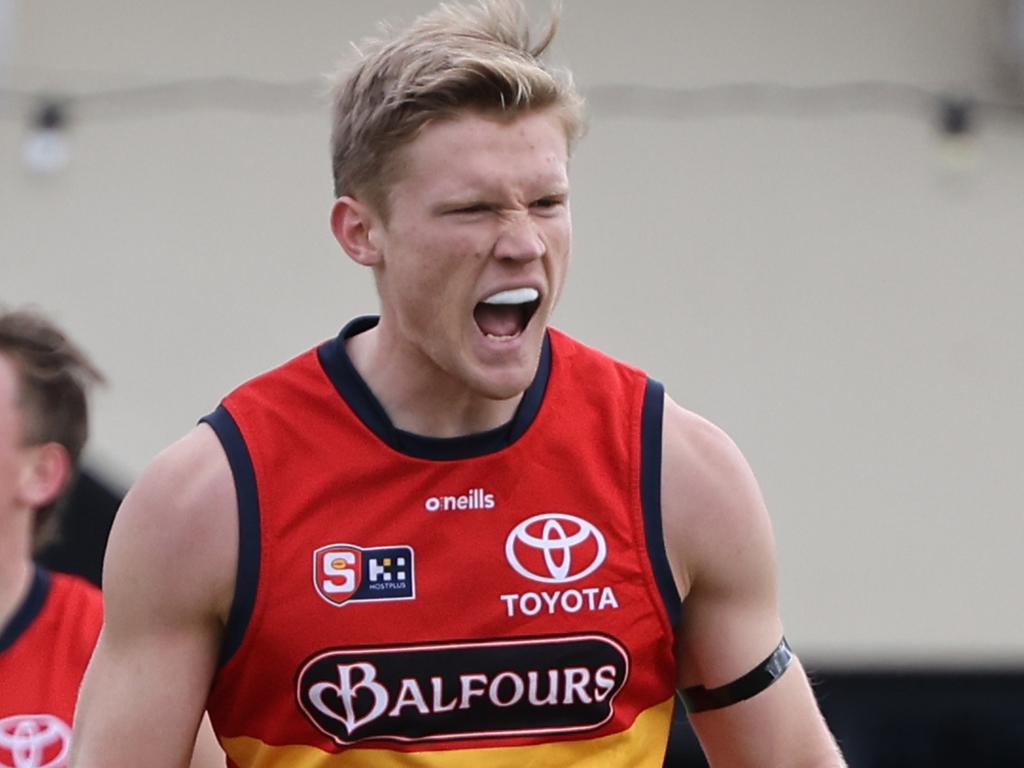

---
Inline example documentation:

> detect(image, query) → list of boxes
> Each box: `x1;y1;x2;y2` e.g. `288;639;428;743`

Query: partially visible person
0;308;224;768
0;308;105;767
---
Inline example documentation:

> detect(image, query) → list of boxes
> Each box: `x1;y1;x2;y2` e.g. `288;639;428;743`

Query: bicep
662;398;781;689
75;627;218;767
661;398;842;766
72;426;235;767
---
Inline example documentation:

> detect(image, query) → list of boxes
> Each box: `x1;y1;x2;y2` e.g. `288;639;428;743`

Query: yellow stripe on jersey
221;697;674;768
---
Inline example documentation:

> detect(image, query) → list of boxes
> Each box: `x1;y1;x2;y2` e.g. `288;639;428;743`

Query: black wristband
679;636;794;713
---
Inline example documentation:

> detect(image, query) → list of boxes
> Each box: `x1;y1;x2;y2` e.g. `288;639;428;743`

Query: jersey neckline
0;565;51;654
317;315;551;461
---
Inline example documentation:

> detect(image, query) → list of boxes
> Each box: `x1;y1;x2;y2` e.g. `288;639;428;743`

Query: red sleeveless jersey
0;567;103;768
204;317;682;767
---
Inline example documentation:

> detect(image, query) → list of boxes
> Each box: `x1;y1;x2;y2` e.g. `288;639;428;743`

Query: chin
469;363;536;402
478;375;532;402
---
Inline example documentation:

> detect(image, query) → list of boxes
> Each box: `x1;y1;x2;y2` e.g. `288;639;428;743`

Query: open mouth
473;287;541;341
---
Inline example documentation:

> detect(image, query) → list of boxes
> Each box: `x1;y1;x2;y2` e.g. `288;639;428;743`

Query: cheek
437;227;491;263
389;247;475;322
559;221;572;255
545;219;572;265
407;231;487;288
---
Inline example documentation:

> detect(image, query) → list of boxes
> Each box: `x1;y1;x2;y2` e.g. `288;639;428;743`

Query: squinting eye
453;204;489;215
532;198;564;209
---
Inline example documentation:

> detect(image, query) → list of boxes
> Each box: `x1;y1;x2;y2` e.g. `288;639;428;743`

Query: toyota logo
0;714;71;768
505;513;607;584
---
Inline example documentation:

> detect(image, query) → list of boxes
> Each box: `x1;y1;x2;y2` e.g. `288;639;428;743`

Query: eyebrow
436;181;569;206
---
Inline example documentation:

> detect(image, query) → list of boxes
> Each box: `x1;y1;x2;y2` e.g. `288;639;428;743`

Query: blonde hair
329;0;585;215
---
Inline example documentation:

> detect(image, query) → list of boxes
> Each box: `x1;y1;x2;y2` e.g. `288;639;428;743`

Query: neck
346;324;524;438
0;511;33;632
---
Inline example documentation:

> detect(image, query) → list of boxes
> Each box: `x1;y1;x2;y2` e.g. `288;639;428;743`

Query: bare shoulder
103;423;237;629
132;425;232;516
661;397;845;764
72;425;236;764
660;396;776;603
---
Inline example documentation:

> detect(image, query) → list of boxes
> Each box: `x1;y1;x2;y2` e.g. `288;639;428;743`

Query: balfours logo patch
313;543;415;607
296;634;629;745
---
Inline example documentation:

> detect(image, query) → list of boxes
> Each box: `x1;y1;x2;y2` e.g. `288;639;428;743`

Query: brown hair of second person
0;309;105;549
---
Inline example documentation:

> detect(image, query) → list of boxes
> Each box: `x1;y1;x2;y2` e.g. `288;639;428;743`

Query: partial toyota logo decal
0;714;71;768
505;513;607;584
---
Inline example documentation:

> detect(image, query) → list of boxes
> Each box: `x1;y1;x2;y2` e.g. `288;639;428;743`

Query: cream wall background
2;0;1022;665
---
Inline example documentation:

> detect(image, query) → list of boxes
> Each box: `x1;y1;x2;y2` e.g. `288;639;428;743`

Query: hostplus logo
314;543;416;607
424;488;495;512
501;513;620;618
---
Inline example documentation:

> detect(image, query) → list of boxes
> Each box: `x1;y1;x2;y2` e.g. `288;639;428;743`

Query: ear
19;442;72;510
331;195;384;268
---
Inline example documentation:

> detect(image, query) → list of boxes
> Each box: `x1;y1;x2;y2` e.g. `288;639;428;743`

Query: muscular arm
661;397;844;767
71;425;236;767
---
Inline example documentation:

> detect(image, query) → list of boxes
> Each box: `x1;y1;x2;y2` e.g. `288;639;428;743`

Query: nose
493;211;545;263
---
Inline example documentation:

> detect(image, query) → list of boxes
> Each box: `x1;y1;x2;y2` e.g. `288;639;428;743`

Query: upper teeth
482;287;539;305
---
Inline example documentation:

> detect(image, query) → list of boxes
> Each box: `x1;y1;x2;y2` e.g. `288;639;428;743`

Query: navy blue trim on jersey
640;378;682;629
0;565;51;653
201;406;260;666
317;315;552;461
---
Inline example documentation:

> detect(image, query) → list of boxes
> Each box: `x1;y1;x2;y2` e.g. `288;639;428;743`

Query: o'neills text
424;488;495;512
